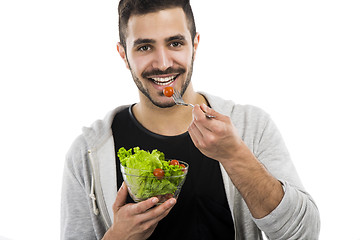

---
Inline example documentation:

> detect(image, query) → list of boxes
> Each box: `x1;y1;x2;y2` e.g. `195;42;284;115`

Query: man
61;0;320;239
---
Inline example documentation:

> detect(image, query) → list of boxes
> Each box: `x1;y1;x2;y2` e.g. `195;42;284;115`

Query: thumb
112;182;128;213
200;104;221;118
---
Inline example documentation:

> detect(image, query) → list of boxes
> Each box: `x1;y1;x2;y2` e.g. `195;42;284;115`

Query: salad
118;147;188;202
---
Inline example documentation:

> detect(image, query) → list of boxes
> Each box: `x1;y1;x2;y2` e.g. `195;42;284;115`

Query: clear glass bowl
120;160;188;204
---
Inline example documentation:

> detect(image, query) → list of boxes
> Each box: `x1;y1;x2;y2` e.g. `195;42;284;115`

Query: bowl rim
120;160;189;177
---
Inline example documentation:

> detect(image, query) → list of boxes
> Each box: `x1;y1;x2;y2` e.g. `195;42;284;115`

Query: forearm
189;104;320;237
220;144;284;219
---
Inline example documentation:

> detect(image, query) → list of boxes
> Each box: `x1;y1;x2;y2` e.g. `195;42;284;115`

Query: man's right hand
102;182;176;240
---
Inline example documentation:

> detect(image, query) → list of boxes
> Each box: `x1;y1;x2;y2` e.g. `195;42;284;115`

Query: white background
1;0;359;239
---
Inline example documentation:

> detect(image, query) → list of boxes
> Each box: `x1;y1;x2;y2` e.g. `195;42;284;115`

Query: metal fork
172;89;215;118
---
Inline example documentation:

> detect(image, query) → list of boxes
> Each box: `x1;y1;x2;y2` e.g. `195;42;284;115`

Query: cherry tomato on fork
163;86;174;97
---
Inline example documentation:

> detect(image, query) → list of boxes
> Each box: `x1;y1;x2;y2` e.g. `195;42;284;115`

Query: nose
152;47;173;71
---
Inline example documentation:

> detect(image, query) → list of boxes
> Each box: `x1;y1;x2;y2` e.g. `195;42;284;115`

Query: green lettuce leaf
117;147;186;200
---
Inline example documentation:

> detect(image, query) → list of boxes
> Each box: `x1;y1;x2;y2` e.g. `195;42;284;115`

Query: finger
200;104;220;118
192;104;206;121
113;182;128;213
188;121;203;147
142;198;176;224
192;105;215;134
130;197;159;215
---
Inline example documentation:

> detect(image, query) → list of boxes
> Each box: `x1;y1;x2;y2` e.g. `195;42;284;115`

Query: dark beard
129;55;194;109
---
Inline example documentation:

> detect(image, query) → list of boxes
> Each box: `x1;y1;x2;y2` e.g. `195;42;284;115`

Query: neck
132;85;207;136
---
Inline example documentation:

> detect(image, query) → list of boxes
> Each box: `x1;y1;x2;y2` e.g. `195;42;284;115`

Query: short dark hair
118;0;196;49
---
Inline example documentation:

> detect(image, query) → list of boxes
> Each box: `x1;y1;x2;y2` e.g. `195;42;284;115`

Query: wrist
220;141;255;169
102;228;117;240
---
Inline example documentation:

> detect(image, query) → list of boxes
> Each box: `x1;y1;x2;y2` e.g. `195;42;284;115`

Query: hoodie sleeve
251;114;320;239
61;135;105;240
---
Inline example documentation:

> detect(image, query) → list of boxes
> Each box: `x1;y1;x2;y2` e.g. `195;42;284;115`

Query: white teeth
155;80;174;86
152;76;176;82
151;75;177;85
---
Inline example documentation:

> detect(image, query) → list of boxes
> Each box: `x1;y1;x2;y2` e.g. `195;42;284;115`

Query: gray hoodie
61;93;320;240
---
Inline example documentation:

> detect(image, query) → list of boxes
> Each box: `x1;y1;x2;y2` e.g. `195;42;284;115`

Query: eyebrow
132;34;187;48
133;38;156;47
165;34;187;42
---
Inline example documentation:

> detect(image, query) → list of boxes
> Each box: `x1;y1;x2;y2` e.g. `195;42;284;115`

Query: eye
137;45;151;52
170;42;183;48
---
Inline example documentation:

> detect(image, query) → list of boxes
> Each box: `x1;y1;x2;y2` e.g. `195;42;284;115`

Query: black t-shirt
111;106;235;240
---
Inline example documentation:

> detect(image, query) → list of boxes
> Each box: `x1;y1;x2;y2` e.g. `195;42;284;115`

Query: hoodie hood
82;105;130;150
82;93;238;153
82;93;236;144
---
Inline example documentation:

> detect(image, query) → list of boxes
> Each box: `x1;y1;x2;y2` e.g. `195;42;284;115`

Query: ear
117;42;130;69
193;33;200;59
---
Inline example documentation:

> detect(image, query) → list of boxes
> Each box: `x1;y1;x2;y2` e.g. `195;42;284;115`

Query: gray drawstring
89;173;99;215
87;149;112;229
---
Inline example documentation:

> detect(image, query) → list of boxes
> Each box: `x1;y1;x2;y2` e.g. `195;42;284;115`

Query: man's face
121;7;199;108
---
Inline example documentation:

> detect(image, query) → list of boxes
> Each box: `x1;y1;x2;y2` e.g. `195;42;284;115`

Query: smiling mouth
148;74;180;86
